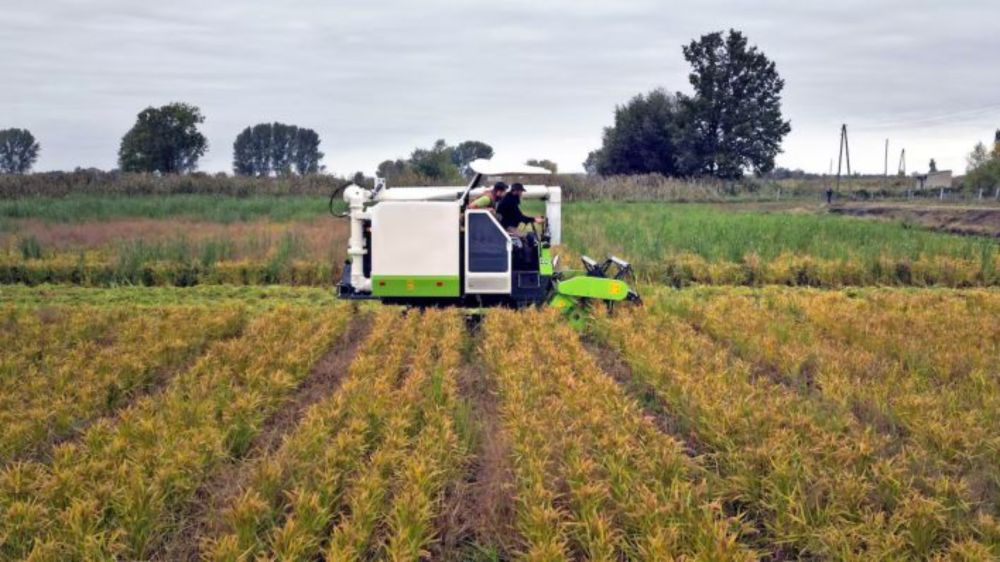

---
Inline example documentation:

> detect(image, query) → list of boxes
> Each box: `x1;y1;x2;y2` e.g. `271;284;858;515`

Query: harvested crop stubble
481;308;753;560
0;305;245;461
0;305;349;560
203;307;468;561
651;287;1000;557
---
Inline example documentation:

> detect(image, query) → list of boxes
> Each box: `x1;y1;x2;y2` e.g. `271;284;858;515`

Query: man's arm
512;203;536;225
470;195;492;209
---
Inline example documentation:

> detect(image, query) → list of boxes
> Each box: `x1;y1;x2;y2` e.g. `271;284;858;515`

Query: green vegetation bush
0;169;347;198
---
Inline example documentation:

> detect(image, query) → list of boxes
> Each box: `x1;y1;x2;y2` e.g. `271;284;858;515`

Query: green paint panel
539;248;554;276
372;275;460;297
555;276;630;302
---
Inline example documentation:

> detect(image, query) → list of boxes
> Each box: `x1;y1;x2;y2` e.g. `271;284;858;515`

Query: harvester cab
335;159;639;323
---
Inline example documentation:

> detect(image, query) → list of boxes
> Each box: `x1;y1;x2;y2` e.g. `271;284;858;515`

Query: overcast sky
4;0;1000;176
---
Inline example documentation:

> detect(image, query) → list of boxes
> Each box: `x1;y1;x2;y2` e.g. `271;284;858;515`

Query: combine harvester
335;160;640;325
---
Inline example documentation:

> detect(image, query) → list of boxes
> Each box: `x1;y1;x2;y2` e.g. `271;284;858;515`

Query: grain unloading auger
334;159;640;324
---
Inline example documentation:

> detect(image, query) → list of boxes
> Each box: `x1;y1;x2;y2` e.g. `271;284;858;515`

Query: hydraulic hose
328;181;352;218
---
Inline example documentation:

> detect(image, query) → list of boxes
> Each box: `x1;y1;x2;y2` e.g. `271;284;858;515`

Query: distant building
915;170;952;190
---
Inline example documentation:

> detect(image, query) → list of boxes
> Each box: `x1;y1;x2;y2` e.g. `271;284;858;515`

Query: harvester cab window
467;212;509;273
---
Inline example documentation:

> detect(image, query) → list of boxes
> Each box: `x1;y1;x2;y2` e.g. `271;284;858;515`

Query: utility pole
883;139;889;191
899;148;909;198
835;124;852;193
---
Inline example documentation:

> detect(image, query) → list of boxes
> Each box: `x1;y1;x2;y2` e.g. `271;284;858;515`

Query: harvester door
465;210;512;294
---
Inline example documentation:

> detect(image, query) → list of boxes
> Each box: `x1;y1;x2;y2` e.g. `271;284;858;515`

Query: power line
853;103;1000;132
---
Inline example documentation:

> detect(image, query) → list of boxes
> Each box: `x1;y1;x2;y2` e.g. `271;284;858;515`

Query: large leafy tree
292;127;323;175
966;138;1000;192
118;103;207;173
232;123;324;176
270;123;295;175
409;139;462;182
376;158;408;179
232;127;257;176
967;141;990;173
0;128;40;174
676;30;791;178
587;89;681;176
526;158;558;173
452;140;494;176
376;139;493;182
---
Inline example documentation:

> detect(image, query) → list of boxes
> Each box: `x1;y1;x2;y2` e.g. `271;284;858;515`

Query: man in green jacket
469;181;508;210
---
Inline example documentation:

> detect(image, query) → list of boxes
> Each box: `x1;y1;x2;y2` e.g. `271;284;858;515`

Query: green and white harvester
335;160;640;324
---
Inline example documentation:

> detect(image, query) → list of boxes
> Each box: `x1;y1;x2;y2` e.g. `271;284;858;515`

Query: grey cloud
2;0;998;175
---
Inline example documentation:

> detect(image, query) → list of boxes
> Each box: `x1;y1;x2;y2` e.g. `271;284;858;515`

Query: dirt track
829;203;1000;237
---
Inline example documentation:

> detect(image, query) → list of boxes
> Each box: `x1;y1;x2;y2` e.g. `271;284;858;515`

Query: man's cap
510;182;526;192
493;181;509;191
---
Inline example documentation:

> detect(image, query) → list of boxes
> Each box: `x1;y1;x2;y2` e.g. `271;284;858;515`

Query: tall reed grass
0;170;347;198
0;195;334;223
565;203;1000;286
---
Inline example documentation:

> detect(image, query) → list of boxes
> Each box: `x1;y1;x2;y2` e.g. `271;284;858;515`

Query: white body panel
371;202;460;278
375;185;549;202
464;210;512;294
374;187;467;202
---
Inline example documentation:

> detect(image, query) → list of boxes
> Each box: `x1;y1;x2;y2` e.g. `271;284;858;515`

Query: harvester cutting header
335;159;639;322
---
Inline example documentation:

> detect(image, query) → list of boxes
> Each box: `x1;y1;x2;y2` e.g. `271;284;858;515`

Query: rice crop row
595;301;997;559
0;305;245;461
622;287;1000;558
203;306;468;561
0;284;338;309
481;308;753;560
0;305;349;560
671;288;1000;506
5;250;998;289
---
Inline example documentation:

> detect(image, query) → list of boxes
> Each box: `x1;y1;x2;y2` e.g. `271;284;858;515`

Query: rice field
0;285;997;560
2;198;998;288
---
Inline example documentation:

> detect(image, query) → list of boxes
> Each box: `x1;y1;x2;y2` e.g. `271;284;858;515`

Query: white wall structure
916;171;953;190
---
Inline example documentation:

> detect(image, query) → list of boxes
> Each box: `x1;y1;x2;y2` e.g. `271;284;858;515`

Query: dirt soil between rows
434;343;517;561
154;311;373;561
829;203;1000;237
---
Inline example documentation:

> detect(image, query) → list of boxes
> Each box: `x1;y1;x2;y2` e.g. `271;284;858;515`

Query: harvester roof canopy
468;159;554;176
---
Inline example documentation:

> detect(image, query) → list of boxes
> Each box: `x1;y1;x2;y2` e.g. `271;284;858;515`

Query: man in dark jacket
496;183;543;234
